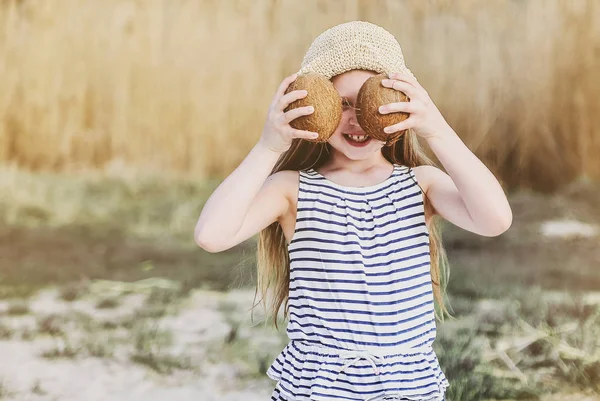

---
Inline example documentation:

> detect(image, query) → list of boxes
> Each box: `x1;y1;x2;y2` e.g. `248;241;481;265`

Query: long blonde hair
254;129;451;327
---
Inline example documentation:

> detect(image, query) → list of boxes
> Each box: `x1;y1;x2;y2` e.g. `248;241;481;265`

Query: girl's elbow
498;210;513;234
487;215;513;237
194;227;223;253
195;236;216;253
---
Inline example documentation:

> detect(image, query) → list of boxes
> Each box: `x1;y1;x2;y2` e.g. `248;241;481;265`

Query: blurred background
0;0;598;400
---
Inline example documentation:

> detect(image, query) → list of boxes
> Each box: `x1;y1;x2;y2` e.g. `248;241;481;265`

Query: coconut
356;73;410;143
284;72;342;143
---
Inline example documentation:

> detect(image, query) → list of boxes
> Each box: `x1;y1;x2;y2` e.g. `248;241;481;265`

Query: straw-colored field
1;0;599;190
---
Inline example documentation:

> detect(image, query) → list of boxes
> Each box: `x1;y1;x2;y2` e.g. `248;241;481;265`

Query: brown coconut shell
356;73;410;144
284;72;342;143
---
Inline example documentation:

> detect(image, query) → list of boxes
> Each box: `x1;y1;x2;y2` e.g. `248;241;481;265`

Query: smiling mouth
343;133;370;143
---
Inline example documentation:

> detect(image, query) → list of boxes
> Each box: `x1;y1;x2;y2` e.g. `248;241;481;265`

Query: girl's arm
194;73;318;252
417;129;513;237
194;142;286;252
380;72;513;237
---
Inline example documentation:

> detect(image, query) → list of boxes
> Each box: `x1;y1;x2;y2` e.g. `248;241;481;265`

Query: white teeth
348;134;369;142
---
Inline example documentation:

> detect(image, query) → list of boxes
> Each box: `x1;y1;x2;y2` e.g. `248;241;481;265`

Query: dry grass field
0;0;599;191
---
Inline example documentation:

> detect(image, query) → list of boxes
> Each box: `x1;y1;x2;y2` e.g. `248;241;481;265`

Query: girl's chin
328;143;383;160
330;138;383;152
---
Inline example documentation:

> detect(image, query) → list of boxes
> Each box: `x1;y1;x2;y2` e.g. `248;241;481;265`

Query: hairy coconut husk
356;73;409;144
284;72;342;143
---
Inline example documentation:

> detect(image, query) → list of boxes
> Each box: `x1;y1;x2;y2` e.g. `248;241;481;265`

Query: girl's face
328;69;386;160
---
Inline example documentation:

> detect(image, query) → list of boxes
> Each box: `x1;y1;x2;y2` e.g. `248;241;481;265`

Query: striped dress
267;164;449;401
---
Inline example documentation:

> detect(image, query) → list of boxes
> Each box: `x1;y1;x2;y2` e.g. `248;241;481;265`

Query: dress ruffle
267;341;449;401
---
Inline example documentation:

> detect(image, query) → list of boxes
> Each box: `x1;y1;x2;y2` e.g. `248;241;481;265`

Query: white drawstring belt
293;341;433;381
339;350;386;375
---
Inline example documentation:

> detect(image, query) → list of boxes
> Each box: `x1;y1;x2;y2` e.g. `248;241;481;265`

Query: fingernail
382;79;391;86
308;106;314;112
384;127;392;133
379;106;385;113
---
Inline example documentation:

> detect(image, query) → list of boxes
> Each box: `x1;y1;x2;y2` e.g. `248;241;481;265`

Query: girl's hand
258;73;319;153
378;72;450;141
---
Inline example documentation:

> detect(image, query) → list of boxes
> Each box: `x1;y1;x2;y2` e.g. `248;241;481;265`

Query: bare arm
380;72;513;237
194;73;318;252
424;131;512;237
414;164;506;237
194;142;284;252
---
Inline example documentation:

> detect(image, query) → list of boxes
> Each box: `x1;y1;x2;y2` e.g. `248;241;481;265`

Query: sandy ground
0;285;598;401
0;216;597;401
0;287;276;401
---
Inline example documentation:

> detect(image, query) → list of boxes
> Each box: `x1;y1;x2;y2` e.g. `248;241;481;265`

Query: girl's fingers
383;117;414;134
275;73;299;100
388;72;430;97
381;79;418;99
388;72;419;87
290;128;319;140
278;89;308;111
283;105;314;124
379;100;415;115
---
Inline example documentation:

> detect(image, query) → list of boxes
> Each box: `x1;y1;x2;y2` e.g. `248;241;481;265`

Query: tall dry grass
0;0;598;190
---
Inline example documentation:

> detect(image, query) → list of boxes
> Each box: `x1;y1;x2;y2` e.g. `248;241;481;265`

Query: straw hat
297;21;414;79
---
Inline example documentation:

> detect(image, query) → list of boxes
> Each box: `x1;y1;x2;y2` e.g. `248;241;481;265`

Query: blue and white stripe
268;164;449;401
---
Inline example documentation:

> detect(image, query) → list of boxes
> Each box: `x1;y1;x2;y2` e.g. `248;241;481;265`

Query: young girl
195;21;512;401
